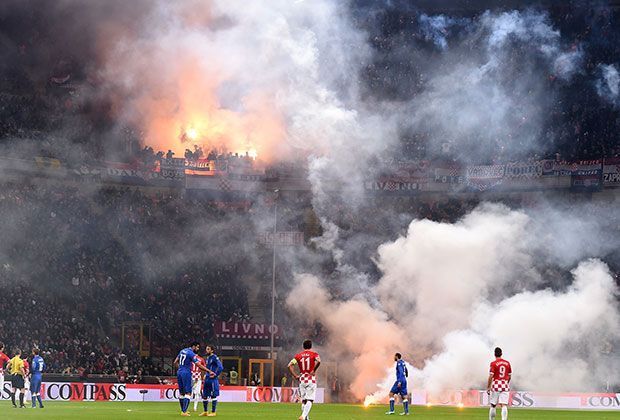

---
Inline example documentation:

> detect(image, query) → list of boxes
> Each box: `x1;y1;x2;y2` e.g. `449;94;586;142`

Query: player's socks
501;406;508;420
211;399;218;413
203;399;210;412
11;391;16;406
390;398;395;413
403;398;409;414
19;391;25;407
37;395;44;408
32;394;36;408
179;398;185;412
489;406;496;420
302;401;312;418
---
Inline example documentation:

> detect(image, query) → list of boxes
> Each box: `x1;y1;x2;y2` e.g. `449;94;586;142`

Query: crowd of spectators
0;183;253;378
1;3;620;167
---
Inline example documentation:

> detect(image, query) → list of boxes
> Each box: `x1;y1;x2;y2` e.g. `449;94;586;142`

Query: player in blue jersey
30;348;45;408
199;344;223;417
175;342;209;417
386;353;410;416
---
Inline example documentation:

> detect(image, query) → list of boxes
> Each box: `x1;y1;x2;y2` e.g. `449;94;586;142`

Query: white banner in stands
603;157;620;186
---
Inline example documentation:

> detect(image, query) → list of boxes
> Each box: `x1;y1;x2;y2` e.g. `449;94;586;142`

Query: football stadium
0;1;619;419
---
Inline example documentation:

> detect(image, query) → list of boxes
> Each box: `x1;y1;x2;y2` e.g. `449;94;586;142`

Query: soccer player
200;345;223;417
288;339;321;420
386;353;409;416
7;348;26;408
487;347;512;420
23;357;30;406
0;343;10;400
175;342;209;417
192;353;206;412
30;348;45;408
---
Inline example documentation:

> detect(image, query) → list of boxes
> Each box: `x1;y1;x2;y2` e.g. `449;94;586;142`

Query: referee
7;349;26;408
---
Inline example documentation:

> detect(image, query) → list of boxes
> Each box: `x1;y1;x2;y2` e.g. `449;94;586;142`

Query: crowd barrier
411;389;620;410
1;381;617;409
0;382;325;403
2;156;620;194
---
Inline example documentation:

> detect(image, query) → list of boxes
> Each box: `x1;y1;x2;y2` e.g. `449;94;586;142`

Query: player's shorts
177;370;193;395
11;374;25;389
202;378;220;399
299;382;317;401
489;391;509;406
30;375;42;394
390;381;408;396
192;379;202;396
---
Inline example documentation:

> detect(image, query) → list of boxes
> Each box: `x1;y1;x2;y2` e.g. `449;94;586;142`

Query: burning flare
100;7;287;163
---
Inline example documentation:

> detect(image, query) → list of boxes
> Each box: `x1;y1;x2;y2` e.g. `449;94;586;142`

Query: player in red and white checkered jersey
191;355;206;412
23;358;31;406
288;340;321;420
0;343;10;398
486;347;512;420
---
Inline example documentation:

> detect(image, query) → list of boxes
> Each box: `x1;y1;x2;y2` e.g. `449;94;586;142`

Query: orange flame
98;8;288;163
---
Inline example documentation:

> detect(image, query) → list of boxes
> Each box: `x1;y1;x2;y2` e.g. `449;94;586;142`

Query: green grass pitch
1;401;619;419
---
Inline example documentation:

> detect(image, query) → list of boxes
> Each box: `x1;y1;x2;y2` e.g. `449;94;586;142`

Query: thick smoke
1;0;619;402
596;64;620;106
402;10;583;162
290;7;618;399
288;204;620;398
98;0;395;167
418;14;467;50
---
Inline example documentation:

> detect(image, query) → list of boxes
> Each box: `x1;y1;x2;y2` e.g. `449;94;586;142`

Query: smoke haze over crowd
0;0;619;402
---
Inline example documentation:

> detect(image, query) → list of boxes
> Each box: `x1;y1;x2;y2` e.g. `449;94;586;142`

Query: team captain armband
288;358;298;366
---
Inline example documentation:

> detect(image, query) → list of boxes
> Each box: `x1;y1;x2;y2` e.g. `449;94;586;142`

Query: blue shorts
390;381;408;396
177;370;193;395
30;375;42;394
202;378;220;399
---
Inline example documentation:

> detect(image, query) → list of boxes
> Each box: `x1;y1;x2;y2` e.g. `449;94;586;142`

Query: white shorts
192;379;202;396
299;382;317;401
490;391;509;406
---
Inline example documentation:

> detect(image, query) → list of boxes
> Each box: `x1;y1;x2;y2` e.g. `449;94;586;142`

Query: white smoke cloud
288;204;620;399
100;0;398;168
375;204;538;352
403;10;583;161
596;64;620;106
420;258;619;393
418;14;466;50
